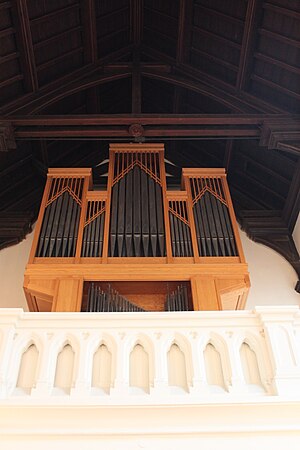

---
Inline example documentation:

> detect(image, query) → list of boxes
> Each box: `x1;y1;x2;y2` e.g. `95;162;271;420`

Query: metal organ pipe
109;151;166;257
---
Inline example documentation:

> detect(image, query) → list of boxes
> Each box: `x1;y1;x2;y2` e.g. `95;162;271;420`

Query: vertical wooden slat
102;150;115;261
28;176;52;262
159;149;172;262
75;176;90;262
221;175;246;262
183;176;200;262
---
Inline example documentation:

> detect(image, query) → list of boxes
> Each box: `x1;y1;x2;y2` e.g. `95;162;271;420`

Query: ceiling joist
2;113;298;143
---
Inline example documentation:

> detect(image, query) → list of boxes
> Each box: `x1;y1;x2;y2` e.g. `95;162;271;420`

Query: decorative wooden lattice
168;197;193;257
36;177;84;257
81;198;106;257
109;150;165;257
189;176;237;257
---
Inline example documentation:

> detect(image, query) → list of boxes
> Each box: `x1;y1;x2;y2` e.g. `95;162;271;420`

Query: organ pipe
27;145;249;314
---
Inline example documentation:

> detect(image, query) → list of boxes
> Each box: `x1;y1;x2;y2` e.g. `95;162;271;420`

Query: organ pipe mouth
82;281;192;313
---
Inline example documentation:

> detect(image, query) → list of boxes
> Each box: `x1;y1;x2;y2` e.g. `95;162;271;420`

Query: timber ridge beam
1;115;300;149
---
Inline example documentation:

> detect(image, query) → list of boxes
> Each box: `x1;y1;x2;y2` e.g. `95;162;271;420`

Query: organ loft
24;143;250;313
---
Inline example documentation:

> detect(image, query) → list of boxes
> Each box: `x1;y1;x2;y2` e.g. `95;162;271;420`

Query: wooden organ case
24;143;250;312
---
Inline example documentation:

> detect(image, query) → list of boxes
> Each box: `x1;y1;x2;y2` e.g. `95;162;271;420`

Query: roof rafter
176;0;193;64
236;0;263;91
130;0;143;113
11;0;38;92
142;44;283;113
80;0;98;64
0;46;134;115
142;68;261;113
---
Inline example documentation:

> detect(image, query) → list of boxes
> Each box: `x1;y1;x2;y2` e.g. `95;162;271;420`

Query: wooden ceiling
0;0;299;286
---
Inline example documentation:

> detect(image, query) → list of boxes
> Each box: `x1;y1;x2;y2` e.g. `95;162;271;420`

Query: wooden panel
24;143;249;312
190;276;220;311
52;277;83;312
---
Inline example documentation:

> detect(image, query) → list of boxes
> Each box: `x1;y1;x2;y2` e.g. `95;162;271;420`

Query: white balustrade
0;307;300;403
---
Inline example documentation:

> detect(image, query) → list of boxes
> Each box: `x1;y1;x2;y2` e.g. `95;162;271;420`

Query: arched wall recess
167;343;189;393
54;343;75;394
240;342;265;393
16;343;39;394
162;333;194;388
92;344;112;394
204;343;227;393
129;344;150;394
87;334;117;390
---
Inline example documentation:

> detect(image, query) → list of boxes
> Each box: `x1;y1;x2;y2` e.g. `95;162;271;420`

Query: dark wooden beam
34;25;82;50
129;0;143;113
11;0;38;91
80;0;97;63
36;47;84;72
103;62;171;72
86;87;100;114
0;27;15;38
254;52;300;76
191;47;238;72
132;51;142;114
0;46;133;115
130;0;143;46
1;51;20;63
30;3;78;24
260;117;300;155
236;0;262;91
259;28;300;49
173;88;183;113
31;140;48;178
12;128;260;140
142;68;260;113
1;67;132;115
262;2;300;20
3;113;296;141
142;44;283;113
8;113;283;126
0;75;24;89
251;74;300;101
224;140;234;172
176;0;193;64
192;26;241;50
194;3;244;27
174;63;284;113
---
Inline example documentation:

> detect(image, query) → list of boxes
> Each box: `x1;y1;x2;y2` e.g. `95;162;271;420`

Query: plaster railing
0;307;300;403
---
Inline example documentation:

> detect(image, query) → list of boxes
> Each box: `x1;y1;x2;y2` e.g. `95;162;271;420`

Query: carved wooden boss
24;143;250;312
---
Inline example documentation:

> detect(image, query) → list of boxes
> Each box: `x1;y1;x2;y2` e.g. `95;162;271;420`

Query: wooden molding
260;118;300;155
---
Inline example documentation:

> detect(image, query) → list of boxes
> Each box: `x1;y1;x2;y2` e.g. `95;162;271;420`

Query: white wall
240;229;299;308
0;229;34;311
0;228;299;310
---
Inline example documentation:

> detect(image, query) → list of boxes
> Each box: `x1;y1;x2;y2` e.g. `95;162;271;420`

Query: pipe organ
24;143;250;313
